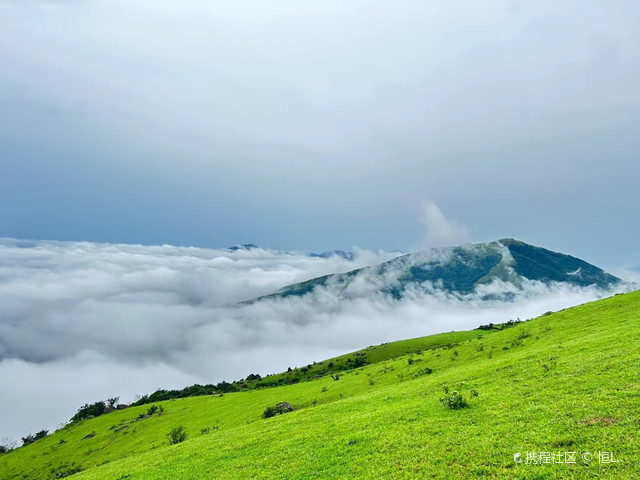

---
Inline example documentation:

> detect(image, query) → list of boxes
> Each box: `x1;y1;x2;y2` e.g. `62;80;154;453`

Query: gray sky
1;0;640;269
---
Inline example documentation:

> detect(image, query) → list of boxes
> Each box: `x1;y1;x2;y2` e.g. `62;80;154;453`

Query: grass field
1;291;639;479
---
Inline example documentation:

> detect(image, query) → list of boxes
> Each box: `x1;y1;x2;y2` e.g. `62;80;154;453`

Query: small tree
107;397;119;408
167;426;187;445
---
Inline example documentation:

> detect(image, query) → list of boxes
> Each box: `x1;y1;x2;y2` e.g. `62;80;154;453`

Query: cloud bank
0;238;629;441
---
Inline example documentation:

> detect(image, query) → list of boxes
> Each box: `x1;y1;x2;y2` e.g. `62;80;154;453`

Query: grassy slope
2;291;639;479
251;329;487;388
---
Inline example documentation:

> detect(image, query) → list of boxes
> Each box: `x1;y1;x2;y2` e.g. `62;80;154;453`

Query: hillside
1;290;638;479
253;239;622;302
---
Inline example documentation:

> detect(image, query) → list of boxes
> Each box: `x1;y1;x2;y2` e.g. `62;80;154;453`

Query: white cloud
419;201;470;248
0;237;625;442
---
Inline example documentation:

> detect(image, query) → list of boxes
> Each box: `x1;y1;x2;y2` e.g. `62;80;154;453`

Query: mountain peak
226;244;261;252
252;239;621;302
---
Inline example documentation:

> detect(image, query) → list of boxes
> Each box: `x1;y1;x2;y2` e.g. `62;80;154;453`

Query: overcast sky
1;0;639;269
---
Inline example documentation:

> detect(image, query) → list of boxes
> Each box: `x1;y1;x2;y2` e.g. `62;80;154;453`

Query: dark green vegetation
122;329;492;407
1;291;639;479
501;239;621;288
253;239;622;301
166;426;187;445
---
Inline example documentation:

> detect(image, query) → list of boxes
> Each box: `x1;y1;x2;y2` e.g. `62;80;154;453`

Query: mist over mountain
0;237;631;443
256;239;622;303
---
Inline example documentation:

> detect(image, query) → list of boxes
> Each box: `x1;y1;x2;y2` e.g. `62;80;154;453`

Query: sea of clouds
0;237;632;442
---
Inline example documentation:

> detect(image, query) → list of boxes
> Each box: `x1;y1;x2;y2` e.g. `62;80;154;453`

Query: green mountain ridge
2;290;639;479
252;238;622;302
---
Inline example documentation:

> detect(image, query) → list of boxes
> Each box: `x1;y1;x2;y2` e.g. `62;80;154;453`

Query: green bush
414;367;433;377
71;401;106;422
263;406;278;418
21;430;49;446
263;402;295;419
439;385;470;410
167;426;188;445
540;356;558;372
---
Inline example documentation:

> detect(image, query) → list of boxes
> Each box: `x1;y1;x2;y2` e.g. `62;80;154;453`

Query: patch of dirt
581;417;617;426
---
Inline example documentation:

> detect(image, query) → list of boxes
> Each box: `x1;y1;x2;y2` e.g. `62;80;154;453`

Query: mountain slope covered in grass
1;291;639;479
253;239;622;302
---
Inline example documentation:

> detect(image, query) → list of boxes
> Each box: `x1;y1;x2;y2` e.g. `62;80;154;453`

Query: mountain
225;243;261;252
224;245;357;260
308;250;356;261
2;291;639;479
255;239;622;301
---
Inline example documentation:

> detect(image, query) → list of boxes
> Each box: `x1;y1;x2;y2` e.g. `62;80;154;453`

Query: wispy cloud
419;201;470;248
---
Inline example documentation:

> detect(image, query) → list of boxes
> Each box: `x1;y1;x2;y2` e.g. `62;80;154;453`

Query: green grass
1;291;639;479
252;328;491;387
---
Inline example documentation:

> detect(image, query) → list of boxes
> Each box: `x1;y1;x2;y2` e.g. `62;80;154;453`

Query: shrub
21;429;49;446
439;385;470;410
477;323;494;330
146;405;158;416
330;374;341;381
71;401;106;422
263;402;294;418
501;318;522;329
263;406;278;418
540;356;558;372
52;466;83;478
107;397;119;408
167;426;188;445
352;357;367;368
414;367;433;377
